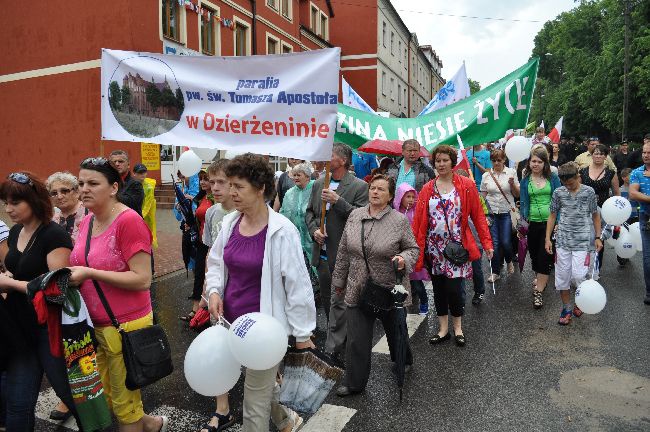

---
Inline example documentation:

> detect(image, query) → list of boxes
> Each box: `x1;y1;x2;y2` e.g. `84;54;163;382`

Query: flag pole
319;162;331;232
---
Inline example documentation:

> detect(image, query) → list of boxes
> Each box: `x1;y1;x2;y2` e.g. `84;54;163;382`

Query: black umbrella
391;260;409;402
173;175;199;274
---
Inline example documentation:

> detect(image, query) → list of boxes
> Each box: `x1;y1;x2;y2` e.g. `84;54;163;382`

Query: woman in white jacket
206;153;316;432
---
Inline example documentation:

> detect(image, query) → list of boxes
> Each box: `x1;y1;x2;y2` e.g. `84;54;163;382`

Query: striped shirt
0;220;9;243
550;185;598;251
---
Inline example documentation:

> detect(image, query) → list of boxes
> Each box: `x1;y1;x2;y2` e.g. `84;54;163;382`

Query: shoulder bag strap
84;216;121;330
488;169;516;211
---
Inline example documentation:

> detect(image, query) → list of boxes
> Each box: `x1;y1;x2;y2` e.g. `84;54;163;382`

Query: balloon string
201;294;231;328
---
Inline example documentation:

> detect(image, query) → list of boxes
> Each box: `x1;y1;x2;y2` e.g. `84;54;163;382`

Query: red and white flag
453;135;472;179
548;116;563;143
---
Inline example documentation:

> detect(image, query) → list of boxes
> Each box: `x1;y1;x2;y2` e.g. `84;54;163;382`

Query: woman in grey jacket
332;174;420;397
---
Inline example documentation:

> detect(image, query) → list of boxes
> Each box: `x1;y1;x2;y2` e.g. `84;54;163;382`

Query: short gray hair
332;143;352;168
291;162;313;178
46;171;79;191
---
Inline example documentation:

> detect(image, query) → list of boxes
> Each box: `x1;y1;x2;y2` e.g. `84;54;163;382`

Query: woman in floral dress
412;145;493;347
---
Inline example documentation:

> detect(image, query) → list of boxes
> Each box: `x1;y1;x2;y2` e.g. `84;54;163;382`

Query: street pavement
32;244;650;431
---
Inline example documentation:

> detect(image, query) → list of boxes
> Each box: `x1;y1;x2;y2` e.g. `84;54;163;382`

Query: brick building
330;0;444;117
0;0;333;182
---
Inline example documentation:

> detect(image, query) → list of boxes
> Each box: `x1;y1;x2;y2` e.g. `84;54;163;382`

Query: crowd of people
1;131;649;432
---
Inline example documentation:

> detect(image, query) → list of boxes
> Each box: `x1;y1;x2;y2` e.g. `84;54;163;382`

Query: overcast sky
390;0;577;88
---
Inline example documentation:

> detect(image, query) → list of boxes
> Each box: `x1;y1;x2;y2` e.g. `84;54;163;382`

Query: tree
145;83;162;116
529;0;650;142
175;88;185;112
161;87;176;108
120;86;132;111
108;81;121;110
468;78;481;95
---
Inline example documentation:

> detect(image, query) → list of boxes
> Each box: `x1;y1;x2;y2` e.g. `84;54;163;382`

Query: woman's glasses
8;173;33;187
49;188;73;197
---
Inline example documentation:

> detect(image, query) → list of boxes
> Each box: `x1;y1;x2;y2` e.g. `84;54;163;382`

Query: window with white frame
390;77;394;100
162;0;182;41
267;34;279;54
310;5;318;32
390;32;394;55
200;4;219;55
382;72;387;95
382;22;387;47
280;0;291;20
281;42;293;54
397;83;401;105
234;19;250;56
398;40;401;62
319;12;328;40
267;0;278;9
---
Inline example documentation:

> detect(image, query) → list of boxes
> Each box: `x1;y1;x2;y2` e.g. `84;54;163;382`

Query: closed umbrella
172;176;199;274
391;260;409;402
357;139;430;158
517;223;529;272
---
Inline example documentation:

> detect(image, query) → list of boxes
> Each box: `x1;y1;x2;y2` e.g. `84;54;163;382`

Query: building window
397;83;401;105
398;41;401;62
319;12;328;40
162;0;181;41
390;32;394;55
310;5;319;32
403;88;407;108
282;43;293;54
267;0;278;10
267;36;279;54
404;48;408;68
382;72;387;95
200;7;218;55
382;22;386;47
234;20;250;56
390;77;394;100
280;0;291;19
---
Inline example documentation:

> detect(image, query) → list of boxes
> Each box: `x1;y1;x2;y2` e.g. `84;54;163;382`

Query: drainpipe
250;0;257;54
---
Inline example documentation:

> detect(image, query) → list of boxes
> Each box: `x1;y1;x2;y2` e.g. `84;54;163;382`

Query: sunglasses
8;172;33;187
81;157;109;167
49;188;73;197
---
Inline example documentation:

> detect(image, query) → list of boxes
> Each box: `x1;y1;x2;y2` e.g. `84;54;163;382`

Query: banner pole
319;161;331;232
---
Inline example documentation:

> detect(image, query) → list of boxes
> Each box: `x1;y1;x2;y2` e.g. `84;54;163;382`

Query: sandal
200;412;235;432
179;310;196;321
533;291;543;309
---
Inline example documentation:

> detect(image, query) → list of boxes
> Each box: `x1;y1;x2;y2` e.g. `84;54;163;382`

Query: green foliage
530;0;650;142
175;88;185;111
468;78;481;95
108;81;121;110
120;86;132;111
160;87;176;108
145;83;162;115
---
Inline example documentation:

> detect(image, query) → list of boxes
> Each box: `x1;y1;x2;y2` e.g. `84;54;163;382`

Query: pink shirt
70;209;152;326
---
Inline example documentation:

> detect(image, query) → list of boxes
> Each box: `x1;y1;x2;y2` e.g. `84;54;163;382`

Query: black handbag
435;184;470;266
358;220;395;313
84;216;173;390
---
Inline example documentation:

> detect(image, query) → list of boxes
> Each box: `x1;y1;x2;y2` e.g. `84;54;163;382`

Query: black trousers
343;306;413;392
191;242;209;301
431;275;465;317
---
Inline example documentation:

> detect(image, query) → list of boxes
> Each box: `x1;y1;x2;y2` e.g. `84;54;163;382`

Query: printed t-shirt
550;185;598;251
630;166;650;214
528;180;551;222
70;210;152;327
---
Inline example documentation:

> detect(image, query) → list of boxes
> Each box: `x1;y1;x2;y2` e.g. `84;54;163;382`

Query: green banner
334;58;539;150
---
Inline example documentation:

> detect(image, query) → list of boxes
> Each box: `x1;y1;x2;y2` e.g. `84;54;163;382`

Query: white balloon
615;229;637;259
178;150;203;177
601;196;632;226
505;136;533;163
228;312;288;371
628;222;642;251
605;235;618;247
575;279;606;314
191;147;219;162
184;326;241;396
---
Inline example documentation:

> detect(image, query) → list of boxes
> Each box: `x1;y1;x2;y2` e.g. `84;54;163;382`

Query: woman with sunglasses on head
579;144;619;279
0;172;82;431
66;158;168;432
520;145;562;309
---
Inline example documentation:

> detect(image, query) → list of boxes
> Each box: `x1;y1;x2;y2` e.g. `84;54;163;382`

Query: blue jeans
489;213;513;274
640;212;650;298
4;326;79;431
410;279;428;306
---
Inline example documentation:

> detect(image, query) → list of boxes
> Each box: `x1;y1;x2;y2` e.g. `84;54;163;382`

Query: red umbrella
357;139;430;158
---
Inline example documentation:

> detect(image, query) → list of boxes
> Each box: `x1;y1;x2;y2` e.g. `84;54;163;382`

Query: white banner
101;48;340;161
419;63;470;116
341;77;375;113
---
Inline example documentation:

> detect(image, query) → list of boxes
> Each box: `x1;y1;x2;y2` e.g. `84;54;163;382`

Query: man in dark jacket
387;139;434;192
109;150;144;216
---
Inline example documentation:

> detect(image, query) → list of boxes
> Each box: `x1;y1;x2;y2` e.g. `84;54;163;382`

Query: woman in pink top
68;157;168;432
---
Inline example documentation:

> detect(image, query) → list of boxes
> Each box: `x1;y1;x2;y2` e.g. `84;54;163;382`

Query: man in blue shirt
466;144;492;189
629;139;650;305
386;139;434;192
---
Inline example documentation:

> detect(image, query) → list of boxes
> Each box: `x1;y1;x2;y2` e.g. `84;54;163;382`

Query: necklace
93;206;117;233
531;174;545;187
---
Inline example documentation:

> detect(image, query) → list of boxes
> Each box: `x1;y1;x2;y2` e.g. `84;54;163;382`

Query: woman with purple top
206;153;316;432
